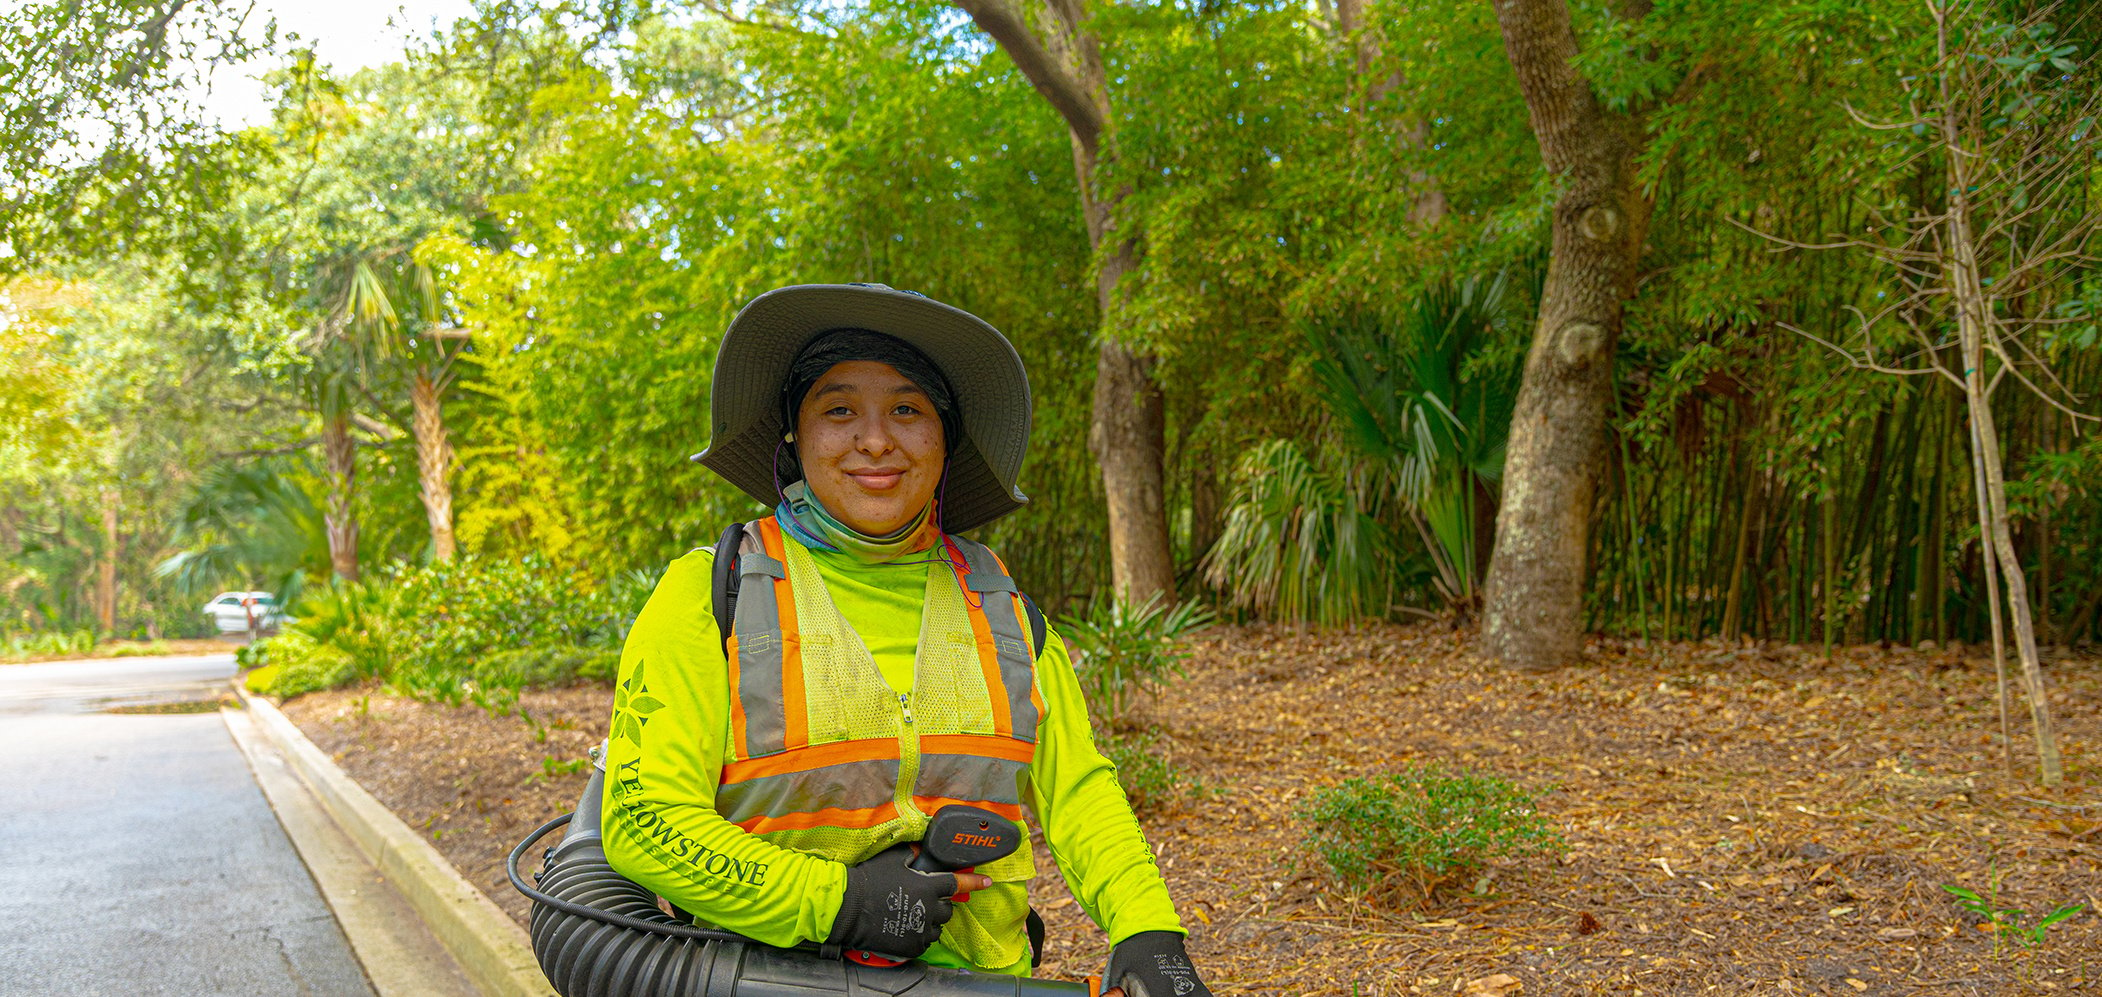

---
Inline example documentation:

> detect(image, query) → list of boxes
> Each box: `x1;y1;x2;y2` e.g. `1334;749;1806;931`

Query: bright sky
196;0;478;128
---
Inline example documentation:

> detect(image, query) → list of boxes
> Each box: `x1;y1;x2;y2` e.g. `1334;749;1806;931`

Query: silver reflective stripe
952;537;1039;743
716;756;902;824
733;522;787;758
918;753;1027;808
741;552;786;581
964;571;1016;593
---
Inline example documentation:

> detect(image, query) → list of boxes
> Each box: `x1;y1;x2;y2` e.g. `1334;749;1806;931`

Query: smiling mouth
846;470;906;490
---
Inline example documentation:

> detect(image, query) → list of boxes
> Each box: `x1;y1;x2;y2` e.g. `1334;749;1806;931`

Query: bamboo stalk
1822;461;1837;655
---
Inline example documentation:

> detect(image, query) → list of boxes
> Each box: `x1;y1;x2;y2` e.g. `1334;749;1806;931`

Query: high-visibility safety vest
714;516;1044;967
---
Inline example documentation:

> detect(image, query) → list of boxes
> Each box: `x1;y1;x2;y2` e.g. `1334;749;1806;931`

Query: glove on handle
826;843;960;961
1105;930;1212;997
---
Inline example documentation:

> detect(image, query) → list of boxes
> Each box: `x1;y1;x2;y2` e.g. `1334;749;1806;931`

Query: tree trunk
1335;0;1448;227
411;365;458;561
322;411;360;582
956;0;1176;606
1190;454;1223;565
97;486;119;633
1958;278;2061;785
1964;385;2015;778
1480;0;1654;668
1940;17;2060;784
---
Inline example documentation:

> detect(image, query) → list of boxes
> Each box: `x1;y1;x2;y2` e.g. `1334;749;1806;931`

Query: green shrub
289;581;392;682
243;663;280;694
262;558;644;705
1;629;98;661
1298;765;1561;905
1101;728;1198;815
260;630;361;698
385;555;631;696
476;645;622;689
1058;594;1213;727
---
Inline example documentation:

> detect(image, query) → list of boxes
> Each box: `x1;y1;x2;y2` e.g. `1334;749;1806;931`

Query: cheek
796;424;851;461
909;425;947;463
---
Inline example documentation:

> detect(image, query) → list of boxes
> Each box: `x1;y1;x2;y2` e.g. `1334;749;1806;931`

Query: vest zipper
895;691;927;834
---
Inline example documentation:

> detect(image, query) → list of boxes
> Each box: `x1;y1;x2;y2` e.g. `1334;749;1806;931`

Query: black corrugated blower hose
508;762;1098;997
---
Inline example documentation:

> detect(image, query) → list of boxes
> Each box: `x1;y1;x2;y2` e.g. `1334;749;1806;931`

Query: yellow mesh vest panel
915;564;1035;968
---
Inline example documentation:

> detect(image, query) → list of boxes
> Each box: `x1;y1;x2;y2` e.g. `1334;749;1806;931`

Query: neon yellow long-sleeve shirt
600;543;1184;974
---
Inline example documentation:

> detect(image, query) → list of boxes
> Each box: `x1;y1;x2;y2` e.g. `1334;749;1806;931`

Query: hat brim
697;284;1031;534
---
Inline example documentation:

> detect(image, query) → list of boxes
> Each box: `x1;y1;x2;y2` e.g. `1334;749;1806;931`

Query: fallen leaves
283;623;2102;996
1463;973;1522;995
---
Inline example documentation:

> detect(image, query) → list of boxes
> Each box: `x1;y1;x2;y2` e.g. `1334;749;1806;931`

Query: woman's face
793;360;947;536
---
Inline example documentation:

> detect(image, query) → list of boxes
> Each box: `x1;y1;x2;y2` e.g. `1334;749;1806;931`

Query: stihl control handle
845;806;1026;970
908;805;1021;872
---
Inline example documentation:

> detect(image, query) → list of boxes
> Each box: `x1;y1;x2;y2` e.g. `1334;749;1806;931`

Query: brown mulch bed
280;625;2102;995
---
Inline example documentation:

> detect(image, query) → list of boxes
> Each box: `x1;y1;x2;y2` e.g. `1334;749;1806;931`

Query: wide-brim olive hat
695;283;1031;534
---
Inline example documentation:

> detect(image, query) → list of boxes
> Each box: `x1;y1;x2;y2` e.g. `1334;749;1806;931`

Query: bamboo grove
1591;346;2102;648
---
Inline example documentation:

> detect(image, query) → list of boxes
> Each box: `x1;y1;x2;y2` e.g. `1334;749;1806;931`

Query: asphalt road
0;653;375;996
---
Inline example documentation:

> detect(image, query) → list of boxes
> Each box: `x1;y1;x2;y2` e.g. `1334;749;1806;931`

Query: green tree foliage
6;0;2101;659
0;1;269;267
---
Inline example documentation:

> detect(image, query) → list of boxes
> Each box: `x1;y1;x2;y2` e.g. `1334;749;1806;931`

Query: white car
202;592;289;634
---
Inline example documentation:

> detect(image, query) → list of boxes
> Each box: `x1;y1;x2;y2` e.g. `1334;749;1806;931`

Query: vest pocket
942;879;1032;971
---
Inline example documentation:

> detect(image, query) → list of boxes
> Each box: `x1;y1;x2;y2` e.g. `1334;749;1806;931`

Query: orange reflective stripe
964;591;1011;738
756;517;809;751
918;734;1033;765
735;802;900;834
720;738;902;784
910;797;1025;824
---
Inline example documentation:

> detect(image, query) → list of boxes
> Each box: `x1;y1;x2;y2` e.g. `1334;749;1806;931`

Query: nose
854;413;896;455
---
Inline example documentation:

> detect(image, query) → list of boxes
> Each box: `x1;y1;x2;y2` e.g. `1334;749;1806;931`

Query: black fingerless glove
826;844;959;960
1106;930;1212;997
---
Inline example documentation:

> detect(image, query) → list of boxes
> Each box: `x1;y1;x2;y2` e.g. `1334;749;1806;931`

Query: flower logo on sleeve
612;658;665;746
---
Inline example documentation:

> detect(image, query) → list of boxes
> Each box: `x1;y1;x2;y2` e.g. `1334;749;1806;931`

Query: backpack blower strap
710;522;1047;658
712;522;746;653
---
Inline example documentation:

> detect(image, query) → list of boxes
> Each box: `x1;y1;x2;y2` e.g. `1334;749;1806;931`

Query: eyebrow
812;382;928;399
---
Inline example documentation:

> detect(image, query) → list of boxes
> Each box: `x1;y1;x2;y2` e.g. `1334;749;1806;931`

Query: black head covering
778;329;962;484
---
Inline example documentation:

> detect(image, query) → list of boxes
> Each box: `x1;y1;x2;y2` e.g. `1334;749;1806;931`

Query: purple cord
772;437;788;502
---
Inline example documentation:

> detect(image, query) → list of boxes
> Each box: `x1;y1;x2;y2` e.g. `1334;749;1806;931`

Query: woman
600;283;1212;997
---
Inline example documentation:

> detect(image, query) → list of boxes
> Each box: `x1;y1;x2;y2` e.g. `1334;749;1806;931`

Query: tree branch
952;0;1104;153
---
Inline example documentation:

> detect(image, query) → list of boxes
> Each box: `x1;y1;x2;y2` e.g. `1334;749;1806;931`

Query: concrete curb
225;705;480;997
235;683;556;997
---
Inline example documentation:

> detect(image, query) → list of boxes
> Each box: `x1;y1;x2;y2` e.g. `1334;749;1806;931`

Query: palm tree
1306;274;1524;608
288;316;365;582
1205;274;1525;623
157;461;331;607
1201;439;1413;624
321;247;471;563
